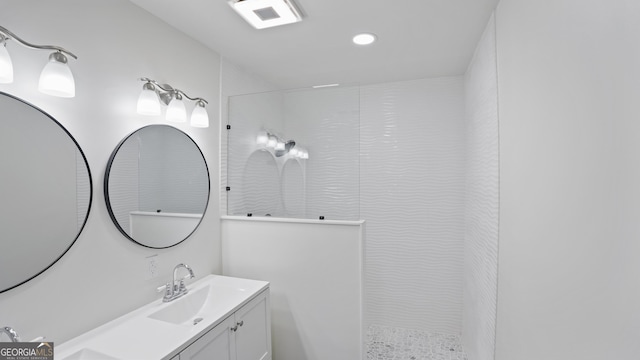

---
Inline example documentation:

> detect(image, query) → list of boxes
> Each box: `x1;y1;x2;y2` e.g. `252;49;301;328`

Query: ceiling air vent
229;0;302;29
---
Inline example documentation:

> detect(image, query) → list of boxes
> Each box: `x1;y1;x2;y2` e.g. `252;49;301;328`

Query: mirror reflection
0;92;92;293
105;125;209;248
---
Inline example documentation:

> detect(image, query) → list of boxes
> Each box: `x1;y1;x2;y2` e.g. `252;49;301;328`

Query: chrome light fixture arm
0;25;77;60
139;77;207;105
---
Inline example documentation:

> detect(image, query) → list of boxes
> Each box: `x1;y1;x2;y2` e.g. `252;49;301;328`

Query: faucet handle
178;279;187;293
157;282;173;297
2;326;21;342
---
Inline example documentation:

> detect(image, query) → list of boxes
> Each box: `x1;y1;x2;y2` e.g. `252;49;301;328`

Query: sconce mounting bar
0;25;77;60
139;77;207;105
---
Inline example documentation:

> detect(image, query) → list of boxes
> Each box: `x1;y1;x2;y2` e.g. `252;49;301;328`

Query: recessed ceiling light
229;0;302;29
352;33;377;46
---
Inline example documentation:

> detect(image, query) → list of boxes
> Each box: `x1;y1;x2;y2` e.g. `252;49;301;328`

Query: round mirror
0;92;92;293
105;125;209;248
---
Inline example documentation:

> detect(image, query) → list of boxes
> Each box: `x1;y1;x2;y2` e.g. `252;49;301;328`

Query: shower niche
226;86;360;221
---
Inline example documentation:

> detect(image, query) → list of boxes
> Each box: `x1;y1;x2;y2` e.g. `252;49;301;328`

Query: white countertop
55;275;269;360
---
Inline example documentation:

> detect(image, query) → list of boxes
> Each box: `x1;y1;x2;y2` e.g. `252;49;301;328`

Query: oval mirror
105;125;209;248
0;92;92;293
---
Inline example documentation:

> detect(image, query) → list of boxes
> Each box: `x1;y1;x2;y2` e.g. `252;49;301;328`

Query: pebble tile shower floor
366;325;468;360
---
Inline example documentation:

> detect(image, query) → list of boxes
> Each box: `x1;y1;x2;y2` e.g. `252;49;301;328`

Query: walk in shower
224;15;498;359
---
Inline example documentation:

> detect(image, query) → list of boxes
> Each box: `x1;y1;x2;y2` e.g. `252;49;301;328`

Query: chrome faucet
1;326;21;342
160;263;195;302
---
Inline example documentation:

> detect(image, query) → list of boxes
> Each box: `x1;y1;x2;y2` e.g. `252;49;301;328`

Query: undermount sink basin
60;348;120;360
148;286;209;325
147;280;251;326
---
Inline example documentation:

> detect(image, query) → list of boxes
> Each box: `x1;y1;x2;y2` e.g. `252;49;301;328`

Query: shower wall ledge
221;215;364;226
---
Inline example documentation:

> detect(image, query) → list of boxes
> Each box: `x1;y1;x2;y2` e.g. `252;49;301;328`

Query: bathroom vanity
56;275;270;360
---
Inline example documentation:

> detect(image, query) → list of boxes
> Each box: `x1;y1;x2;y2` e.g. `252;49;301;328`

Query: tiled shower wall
463;13;499;360
283;88;360;220
361;77;466;333
225;74;489;343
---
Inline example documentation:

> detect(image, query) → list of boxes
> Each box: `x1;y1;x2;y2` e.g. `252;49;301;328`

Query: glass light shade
38;53;75;98
137;88;161;116
256;131;269;145
190;104;209;128
0;44;13;84
166;96;187;123
266;136;277;148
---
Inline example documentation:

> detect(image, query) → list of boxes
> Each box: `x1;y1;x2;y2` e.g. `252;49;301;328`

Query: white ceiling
129;0;500;89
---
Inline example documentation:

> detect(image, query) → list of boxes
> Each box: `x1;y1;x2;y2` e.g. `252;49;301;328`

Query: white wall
0;0;221;343
495;1;640;359
463;13;499;360
361;77;466;333
221;217;363;360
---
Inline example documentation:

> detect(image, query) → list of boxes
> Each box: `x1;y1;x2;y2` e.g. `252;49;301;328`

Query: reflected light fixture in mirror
256;130;268;145
256;129;308;159
0;25;77;97
136;77;209;128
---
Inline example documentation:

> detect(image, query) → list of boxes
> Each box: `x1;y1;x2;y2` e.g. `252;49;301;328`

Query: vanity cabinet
178;289;271;360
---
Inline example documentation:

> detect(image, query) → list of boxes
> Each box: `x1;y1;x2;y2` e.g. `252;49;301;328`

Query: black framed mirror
104;125;210;248
0;92;93;293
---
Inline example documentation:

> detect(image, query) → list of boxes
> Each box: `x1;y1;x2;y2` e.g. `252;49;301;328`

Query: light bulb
275;141;285;151
38;52;75;98
289;148;299;157
256;131;269;145
267;136;277;148
190;100;209;128
166;93;187;123
0;42;13;84
136;83;161;116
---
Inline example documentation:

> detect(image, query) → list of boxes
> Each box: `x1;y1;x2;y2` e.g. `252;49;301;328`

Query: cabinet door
181;316;237;360
234;290;271;360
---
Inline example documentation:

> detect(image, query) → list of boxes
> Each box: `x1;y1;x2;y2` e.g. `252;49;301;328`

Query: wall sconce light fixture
137;77;209;128
256;130;308;159
0;25;77;98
